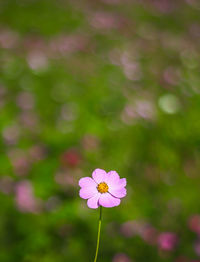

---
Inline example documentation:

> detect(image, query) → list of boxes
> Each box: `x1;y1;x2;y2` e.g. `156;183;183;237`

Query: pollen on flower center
97;182;109;193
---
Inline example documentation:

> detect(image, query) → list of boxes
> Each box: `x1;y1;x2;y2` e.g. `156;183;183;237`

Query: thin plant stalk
94;206;102;262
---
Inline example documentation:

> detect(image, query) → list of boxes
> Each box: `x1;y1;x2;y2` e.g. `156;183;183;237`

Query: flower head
79;168;127;209
158;232;178;251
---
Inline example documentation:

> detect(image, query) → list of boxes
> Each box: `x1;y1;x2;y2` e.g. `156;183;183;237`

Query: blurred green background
1;0;200;261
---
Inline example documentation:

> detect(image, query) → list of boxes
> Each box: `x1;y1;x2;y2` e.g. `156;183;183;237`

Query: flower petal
106;170;120;187
79;177;97;188
118;178;127;188
99;193;120;208
79;186;98;199
87;193;101;209
92;168;107;184
110;178;127;190
109;187;127;198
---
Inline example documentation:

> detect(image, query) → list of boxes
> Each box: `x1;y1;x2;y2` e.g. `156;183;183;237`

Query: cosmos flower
79;168;127;209
158;232;178;251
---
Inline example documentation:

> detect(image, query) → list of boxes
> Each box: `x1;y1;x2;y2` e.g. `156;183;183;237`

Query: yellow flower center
97;182;109;193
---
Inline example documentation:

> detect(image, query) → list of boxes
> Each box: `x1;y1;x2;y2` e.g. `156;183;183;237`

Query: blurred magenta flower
188;215;200;234
149;0;178;13
55;170;77;187
8;149;30;176
90;12;119;30
113;253;131;262
61;149;81;168
49;34;88;56
15;180;41;213
79;168;126;209
20;111;39;130
0;28;19;49
120;220;139;238
27;51;48;71
194;240;200;256
3;124;20;145
82;134;100;151
141;224;158;245
28;145;47;162
16;91;35;110
158;232;178;251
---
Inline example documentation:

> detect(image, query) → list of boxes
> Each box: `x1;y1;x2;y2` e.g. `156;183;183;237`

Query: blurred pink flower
188;215;200;234
194;240;200;256
60;103;77;122
141;224;158;245
82;134;100;151
121;98;156;125
135;100;155;119
19;111;39;130
28;145;47;162
23;36;46;51
120;52;141;81
123;61;141;81
185;0;200;8
60;149;81;168
120;220;142;238
158;232;178;251
49;34;88;56
147;0;178;13
27;51;48;71
189;24;200;38
0;28;19;49
121;220;158;245
101;0;123;4
8;149;31;176
90;12;121;30
55;170;77;187
162;67;180;86
3;124;20;145
79;169;127;209
16;91;35;110
15;180;41;213
113;253;131;262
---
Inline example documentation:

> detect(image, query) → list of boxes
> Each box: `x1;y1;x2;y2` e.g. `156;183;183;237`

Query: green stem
94;206;102;262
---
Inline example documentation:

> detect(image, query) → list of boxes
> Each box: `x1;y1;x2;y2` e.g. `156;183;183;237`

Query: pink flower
15;180;41;213
79;168;127;209
60;149;81;168
188;215;200;234
158;232;178;251
112;253;131;262
194;240;200;256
